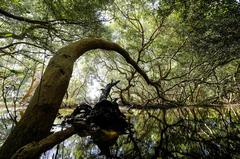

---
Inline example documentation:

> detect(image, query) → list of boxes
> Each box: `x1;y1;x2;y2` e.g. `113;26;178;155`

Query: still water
1;106;240;159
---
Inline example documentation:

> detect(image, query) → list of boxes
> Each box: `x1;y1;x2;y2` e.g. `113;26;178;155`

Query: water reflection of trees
40;107;240;159
147;107;240;159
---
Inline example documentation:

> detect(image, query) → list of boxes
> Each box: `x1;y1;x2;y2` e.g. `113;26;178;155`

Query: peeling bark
0;38;155;158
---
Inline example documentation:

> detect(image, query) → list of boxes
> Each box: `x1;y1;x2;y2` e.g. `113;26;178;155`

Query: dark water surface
1;106;240;159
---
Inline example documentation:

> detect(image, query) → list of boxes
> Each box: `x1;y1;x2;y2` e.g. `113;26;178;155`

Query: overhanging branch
0;8;49;25
0;38;161;158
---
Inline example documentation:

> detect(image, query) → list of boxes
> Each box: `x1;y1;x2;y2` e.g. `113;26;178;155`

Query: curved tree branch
61;38;155;85
0;38;158;158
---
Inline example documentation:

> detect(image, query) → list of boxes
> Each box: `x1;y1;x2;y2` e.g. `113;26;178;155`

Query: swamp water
0;106;240;159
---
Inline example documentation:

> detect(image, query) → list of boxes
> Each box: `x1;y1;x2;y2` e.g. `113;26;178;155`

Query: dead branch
99;80;120;101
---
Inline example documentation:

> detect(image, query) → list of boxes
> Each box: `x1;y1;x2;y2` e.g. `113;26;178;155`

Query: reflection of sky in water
41;134;101;159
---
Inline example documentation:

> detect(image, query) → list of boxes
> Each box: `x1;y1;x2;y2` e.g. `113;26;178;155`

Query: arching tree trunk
0;38;153;158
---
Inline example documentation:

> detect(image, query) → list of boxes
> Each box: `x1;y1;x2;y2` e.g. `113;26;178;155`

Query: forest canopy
0;0;239;107
0;0;239;106
0;0;240;158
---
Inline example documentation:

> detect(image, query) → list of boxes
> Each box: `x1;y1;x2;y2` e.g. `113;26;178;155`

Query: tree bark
0;38;154;158
11;127;76;159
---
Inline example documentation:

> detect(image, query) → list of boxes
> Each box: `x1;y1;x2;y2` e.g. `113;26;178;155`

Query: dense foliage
1;0;239;107
0;0;240;158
